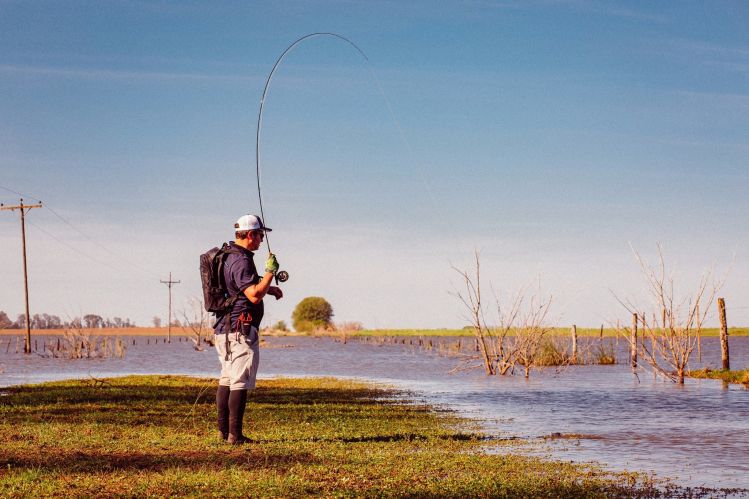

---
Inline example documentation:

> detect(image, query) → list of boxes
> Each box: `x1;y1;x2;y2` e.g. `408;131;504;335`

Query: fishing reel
275;270;289;284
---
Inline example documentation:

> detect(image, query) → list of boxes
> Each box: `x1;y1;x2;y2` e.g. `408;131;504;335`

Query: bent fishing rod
254;33;369;284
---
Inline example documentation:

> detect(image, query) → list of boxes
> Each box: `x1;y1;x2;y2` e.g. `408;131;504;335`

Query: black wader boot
228;389;250;445
216;385;230;440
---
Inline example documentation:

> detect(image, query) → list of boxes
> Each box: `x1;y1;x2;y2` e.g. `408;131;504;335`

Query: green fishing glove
265;254;279;275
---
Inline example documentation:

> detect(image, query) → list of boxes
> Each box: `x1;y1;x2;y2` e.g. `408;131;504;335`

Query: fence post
630;313;638;369
662;308;667;331
718;297;730;370
570;325;578;364
696;302;702;362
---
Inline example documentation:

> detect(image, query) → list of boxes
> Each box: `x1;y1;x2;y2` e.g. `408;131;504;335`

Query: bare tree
615;245;724;384
180;297;212;350
335;321;363;344
43;328;126;359
452;251;553;377
511;292;554;378
48;314;62;328
83;314;103;328
0;311;12;329
452;252;502;374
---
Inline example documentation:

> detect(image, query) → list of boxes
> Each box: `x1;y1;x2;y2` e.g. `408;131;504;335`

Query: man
214;214;283;445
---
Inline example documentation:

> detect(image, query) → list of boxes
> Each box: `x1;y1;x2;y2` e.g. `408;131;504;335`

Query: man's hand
267;286;284;300
265;254;279;274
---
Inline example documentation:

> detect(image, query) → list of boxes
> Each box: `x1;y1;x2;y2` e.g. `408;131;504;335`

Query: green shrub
535;339;570;366
292;297;334;332
595;343;617;365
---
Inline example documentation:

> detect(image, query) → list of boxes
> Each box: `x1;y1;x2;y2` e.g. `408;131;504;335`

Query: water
1;334;748;491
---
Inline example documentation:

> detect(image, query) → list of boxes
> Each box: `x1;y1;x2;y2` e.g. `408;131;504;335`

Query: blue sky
1;1;748;328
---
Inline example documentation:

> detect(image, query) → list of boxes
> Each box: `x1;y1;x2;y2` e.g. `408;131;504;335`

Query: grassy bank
0;375;675;497
689;368;749;386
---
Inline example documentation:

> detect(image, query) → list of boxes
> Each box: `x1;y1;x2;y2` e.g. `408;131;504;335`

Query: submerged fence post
661;309;665;329
718;297;730;370
570;325;578;364
630;313;638;370
696;302;702;362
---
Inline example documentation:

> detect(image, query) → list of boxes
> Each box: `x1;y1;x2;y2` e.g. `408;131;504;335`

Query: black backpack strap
219;243;243;361
216;243;230;360
221;243;248;297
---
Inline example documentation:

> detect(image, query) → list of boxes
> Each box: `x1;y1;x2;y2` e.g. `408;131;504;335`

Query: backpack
199;243;242;313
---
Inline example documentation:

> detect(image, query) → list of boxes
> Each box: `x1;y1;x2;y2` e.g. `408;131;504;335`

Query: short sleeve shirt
214;242;264;333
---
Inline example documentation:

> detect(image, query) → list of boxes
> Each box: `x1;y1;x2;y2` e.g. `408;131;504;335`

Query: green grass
688;368;749;385
354;328;469;337
0;375;683;497
696;327;749;337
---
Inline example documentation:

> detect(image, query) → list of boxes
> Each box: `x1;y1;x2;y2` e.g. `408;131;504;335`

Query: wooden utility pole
1;199;42;354
718;297;729;370
160;272;180;343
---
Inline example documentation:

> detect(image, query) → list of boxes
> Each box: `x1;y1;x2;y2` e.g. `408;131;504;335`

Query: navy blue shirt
214;242;264;333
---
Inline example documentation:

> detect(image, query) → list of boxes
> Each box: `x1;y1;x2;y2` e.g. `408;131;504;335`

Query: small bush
595;343;617;365
292;297;334;332
337;321;363;332
534;339;570;367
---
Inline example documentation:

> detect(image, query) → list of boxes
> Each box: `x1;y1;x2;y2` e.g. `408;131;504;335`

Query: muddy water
1;334;747;490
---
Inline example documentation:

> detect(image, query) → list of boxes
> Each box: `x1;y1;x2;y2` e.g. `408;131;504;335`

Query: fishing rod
254;33;369;284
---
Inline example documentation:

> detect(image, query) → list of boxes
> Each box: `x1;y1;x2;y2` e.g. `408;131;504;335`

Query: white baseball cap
234;214;272;232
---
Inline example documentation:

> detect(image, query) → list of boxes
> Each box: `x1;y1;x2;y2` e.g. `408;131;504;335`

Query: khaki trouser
215;327;260;391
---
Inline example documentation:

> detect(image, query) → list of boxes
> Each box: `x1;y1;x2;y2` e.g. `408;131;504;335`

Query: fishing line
253;32;441;282
255;33;366;255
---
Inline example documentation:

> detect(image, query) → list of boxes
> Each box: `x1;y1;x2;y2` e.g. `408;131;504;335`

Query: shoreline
0;374;719;497
2;326;748;337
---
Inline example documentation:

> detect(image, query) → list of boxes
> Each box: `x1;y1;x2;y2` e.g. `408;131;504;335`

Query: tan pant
215;327;260;391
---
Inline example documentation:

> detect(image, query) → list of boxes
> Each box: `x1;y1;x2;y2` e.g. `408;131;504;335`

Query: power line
26;219;122;272
0;184;41;202
0;184;160;279
43;204;161;279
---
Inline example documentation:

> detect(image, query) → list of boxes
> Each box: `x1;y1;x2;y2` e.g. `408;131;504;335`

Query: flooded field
1;334;747;491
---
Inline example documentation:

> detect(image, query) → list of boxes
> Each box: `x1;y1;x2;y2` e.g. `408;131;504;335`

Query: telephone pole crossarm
0;203;43;212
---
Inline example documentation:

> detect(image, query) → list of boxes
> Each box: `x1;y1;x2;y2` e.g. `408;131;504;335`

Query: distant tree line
0;311;135;329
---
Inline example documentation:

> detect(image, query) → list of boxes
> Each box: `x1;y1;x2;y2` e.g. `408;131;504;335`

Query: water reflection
0;334;747;490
